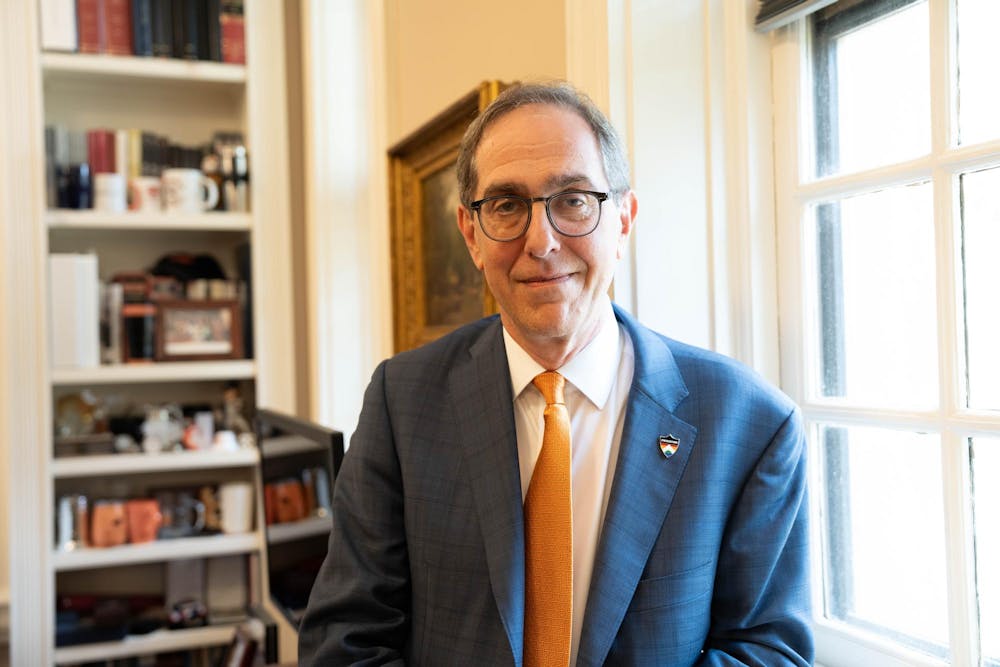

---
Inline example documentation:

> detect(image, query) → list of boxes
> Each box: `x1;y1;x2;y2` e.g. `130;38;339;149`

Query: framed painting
389;80;510;352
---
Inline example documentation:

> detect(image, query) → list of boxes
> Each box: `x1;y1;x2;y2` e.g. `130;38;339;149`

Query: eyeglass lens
478;192;602;240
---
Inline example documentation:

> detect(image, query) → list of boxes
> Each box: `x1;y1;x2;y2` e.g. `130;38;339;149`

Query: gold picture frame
389;80;510;353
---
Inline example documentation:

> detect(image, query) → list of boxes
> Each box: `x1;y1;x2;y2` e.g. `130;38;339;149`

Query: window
772;0;1000;664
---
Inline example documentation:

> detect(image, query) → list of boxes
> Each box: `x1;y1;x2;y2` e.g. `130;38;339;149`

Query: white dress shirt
503;298;635;666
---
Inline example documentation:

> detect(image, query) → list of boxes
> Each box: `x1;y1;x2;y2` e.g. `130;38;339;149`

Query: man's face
457;104;636;353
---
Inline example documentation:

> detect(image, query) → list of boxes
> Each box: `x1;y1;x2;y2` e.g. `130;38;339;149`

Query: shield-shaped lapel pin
658;434;680;458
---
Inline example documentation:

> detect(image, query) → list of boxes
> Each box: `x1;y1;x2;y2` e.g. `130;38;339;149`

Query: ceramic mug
126;498;163;543
161;168;219;213
90;499;128;548
156;490;206;539
94;173;127;212
128;175;162;212
218;481;254;534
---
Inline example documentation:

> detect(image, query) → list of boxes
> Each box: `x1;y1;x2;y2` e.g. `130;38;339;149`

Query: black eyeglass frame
468;189;610;241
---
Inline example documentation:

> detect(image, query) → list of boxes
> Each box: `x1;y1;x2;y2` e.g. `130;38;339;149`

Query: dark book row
44;0;245;64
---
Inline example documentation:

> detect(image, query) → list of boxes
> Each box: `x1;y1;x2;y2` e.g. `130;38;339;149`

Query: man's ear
457;205;484;270
615;190;637;259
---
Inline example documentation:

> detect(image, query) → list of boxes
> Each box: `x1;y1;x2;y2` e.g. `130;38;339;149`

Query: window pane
972;437;1000;663
960;168;1000;411
819;425;949;658
956;0;1000;145
812;1;930;177
809;183;938;408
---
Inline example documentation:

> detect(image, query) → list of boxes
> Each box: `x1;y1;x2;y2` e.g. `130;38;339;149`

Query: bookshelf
1;1;296;663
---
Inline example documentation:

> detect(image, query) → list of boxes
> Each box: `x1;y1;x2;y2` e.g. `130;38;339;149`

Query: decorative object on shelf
90;499;128;548
155;299;243;361
218;481;254;534
162;167;220;213
125;498;163;543
56;494;90;551
156;489;207;539
140;403;184;453
388;80;509;352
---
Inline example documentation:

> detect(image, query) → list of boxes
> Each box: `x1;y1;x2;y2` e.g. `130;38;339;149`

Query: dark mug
156;490;206;539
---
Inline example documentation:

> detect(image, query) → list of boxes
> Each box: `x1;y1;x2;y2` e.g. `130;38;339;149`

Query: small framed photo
156;300;243;361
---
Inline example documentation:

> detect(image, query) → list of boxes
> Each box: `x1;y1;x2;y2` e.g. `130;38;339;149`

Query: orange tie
524;371;573;667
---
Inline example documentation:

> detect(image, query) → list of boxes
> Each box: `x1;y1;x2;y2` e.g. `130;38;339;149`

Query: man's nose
522;201;560;257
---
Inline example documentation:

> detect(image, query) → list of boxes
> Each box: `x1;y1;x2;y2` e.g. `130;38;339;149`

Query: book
171;0;185;58
100;281;123;364
150;0;172;57
103;0;133;55
180;0;200;60
220;0;245;65
131;0;153;56
86;129;115;173
76;0;105;54
40;0;78;52
49;254;101;369
205;0;222;61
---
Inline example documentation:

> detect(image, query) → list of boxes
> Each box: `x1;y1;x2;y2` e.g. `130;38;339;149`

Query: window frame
771;0;1000;664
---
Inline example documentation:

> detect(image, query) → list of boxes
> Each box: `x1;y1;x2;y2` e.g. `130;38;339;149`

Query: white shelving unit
53;624;239;664
52;448;259;478
53;533;261;571
46;210;253;231
266;515;332;545
51;360;257;386
41;52;247;84
0;2;296;663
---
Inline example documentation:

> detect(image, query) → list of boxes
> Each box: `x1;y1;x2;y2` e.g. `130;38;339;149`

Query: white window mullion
940;430;980;667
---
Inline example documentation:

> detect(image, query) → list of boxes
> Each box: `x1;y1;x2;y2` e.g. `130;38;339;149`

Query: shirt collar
503;298;620;410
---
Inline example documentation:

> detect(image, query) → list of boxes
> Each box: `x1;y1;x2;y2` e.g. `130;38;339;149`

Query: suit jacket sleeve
697;407;813;666
298;361;410;666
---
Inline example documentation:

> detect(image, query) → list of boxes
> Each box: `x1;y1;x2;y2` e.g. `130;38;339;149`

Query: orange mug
126;498;163;543
91;500;127;548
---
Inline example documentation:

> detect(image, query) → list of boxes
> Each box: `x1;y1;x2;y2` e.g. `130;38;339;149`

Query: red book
87;129;116;173
104;0;133;55
220;0;244;65
77;0;105;54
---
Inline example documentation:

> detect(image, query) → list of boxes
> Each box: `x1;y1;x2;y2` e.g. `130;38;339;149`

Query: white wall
385;0;566;144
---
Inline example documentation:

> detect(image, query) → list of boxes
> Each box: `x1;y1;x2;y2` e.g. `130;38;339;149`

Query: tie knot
532;371;565;406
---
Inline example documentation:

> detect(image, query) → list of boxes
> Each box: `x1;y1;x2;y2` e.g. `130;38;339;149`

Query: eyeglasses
468;190;609;242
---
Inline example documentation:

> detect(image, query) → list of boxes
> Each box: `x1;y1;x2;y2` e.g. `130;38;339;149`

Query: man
299;82;812;666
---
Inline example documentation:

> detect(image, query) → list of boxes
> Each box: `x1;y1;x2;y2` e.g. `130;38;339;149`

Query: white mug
94;173;127;212
218;481;254;534
161;168;220;213
128;175;162;212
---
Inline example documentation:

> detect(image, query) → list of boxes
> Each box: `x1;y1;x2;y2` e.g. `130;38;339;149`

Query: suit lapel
577;308;698;666
449;319;526;665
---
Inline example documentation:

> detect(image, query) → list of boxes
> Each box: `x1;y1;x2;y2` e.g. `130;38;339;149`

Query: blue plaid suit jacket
299;305;813;666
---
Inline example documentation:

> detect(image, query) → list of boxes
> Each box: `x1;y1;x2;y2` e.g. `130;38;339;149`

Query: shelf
46;210;252;232
53;623;239;664
266;515;332;545
53;448;259;478
51;360;256;386
261;434;326;458
53;533;260;571
41;52;246;85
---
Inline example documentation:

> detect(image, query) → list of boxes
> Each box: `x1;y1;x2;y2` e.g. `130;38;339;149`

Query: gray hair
456;81;631;208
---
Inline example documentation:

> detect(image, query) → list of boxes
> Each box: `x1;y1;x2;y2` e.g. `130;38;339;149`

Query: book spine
104;0;133;55
151;0;172;57
87;129;116;173
220;0;245;65
127;128;143;180
76;0;104;54
181;0;199;60
205;0;221;61
171;0;185;58
40;0;79;52
131;0;153;56
49;254;101;369
115;129;130;181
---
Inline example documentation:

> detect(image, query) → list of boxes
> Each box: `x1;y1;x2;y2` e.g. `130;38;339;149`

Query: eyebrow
479;173;597;199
